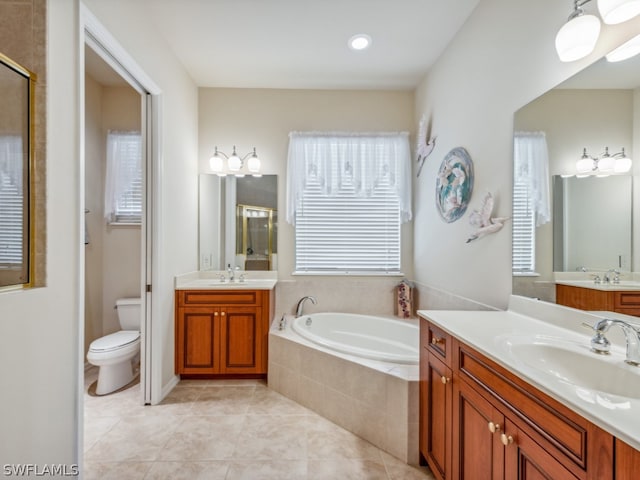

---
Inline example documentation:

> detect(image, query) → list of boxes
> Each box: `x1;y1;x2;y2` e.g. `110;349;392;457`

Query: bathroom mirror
512;53;640;301
199;174;278;271
0;53;35;288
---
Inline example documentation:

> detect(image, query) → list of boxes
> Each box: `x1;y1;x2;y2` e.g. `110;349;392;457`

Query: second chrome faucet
588;318;640;365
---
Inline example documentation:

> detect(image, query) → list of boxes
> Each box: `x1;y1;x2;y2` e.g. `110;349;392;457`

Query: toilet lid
89;330;140;352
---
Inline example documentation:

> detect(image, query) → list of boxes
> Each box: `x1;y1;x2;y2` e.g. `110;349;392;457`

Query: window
104;131;142;224
287;132;411;274
512;132;550;275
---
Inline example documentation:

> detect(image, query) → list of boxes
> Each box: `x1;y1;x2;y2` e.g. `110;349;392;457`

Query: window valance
286;131;412;225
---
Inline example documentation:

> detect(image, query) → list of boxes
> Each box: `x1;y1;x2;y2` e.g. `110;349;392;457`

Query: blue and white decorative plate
435;147;474;223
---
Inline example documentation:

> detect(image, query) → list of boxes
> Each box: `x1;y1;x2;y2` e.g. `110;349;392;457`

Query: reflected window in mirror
0;53;36;289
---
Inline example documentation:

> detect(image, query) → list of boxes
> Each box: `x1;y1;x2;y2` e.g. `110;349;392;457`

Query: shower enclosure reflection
199;174;277;271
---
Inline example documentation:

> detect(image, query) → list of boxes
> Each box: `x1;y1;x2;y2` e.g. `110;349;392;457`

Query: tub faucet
588;318;640;365
296;296;317;317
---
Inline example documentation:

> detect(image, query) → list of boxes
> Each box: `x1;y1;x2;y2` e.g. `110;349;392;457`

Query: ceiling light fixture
555;0;640;62
576;146;632;175
348;34;372;51
209;146;262;177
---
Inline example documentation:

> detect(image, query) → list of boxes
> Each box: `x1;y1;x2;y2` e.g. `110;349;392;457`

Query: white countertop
418;298;640;450
556;279;640;291
175;270;277;290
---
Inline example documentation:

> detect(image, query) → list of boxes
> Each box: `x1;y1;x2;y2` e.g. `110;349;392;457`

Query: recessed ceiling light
348;34;372;51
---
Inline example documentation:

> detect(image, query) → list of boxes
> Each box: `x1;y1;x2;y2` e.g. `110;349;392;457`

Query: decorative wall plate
435;147;474;223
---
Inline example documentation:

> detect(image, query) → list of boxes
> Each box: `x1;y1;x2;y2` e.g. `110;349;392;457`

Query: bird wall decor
416;114;436;177
466;192;509;243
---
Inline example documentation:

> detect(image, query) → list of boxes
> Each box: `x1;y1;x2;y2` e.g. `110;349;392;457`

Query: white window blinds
287;132;410;274
0;135;25;265
512;179;536;273
104;131;142;224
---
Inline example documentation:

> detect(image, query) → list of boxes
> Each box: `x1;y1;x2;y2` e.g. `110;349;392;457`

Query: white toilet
87;298;141;395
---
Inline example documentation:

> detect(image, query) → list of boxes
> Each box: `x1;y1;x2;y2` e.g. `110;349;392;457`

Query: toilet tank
116;298;141;330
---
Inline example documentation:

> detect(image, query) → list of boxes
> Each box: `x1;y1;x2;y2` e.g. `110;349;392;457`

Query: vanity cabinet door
176;306;221;374
421;352;452;480
220;306;265;374
502;418;579;480
452;378;504;480
616;439;640;480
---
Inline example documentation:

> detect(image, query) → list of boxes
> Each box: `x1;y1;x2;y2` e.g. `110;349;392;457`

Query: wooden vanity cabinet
556;284;640;317
175;289;273;376
420;317;617;480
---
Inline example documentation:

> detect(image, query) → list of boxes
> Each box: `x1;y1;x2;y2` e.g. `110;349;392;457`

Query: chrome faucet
227;264;235;282
604;269;620;284
295;296;317;317
588;318;640;365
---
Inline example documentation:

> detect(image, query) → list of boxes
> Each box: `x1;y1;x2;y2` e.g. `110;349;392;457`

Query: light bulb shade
228;154;242;171
598;155;616;172
606;33;640;62
555;14;601;62
576;156;595;173
209;154;224;173
598;0;640;24
247;154;261;173
614;156;633;173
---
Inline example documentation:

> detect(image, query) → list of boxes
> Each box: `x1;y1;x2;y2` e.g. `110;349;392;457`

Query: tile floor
84;368;435;479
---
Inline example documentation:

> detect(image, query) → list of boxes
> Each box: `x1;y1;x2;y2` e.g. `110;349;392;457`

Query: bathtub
268;312;420;465
290;312;419;364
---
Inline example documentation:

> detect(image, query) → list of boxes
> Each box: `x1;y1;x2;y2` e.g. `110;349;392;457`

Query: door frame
77;1;162;463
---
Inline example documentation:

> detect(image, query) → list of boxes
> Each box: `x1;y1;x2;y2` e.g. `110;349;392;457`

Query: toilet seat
89;330;140;353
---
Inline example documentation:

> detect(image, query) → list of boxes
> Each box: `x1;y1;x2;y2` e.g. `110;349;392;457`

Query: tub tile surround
83;368;434;479
268;325;419;465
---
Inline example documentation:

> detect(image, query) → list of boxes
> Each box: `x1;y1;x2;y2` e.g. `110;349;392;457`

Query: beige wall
199;87;415;278
413;0;640;309
84;76;141;355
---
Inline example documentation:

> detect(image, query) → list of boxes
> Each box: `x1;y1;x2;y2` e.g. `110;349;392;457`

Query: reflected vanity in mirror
199;174;277;271
512;52;639;303
0;53;36;288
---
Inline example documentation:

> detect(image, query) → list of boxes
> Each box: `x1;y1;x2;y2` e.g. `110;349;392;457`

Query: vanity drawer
178;290;263;306
426;322;451;366
457;342;591;472
614;292;640;309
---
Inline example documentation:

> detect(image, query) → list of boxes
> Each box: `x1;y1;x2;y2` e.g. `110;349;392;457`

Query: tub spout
295;296;317;317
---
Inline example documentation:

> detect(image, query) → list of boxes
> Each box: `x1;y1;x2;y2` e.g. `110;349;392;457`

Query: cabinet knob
221;311;226;316
432;337;444;346
488;422;500;433
441;376;450;384
214;312;219;316
500;433;514;446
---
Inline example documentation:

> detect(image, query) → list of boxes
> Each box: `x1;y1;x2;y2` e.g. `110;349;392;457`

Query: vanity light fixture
606;33;640;61
209;146;262;177
556;0;640;62
576;146;633;175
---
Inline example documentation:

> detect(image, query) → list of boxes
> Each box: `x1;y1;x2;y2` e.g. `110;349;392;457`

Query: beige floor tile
84;416;120;453
158;415;244;461
146;386;202;416
190;386;255;415
83;461;152;480
307;416;382;461
226;460;308;480
308;458;388;480
144;461;229;479
233;414;308;460
380;451;435;480
248;385;311;415
85;415;181;462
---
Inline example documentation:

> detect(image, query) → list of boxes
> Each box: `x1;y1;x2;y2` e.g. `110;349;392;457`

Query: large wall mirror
199;174;278;271
512;52;640;303
0;53;36;288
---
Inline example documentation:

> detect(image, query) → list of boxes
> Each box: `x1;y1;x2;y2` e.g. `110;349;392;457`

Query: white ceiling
137;0;481;90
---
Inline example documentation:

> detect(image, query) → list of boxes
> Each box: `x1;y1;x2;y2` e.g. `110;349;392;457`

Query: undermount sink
498;334;640;400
